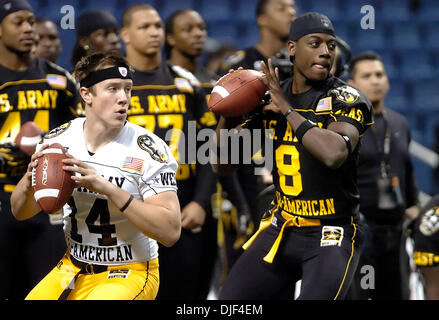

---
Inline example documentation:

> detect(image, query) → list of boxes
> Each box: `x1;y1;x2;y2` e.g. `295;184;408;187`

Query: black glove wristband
295;120;317;143
284;107;295;118
120;194;134;212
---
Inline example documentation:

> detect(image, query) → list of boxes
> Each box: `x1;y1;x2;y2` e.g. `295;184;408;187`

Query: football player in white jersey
10;52;181;300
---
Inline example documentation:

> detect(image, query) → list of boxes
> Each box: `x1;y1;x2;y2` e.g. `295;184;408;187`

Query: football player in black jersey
412;195;439;299
121;4;217;300
165;8;257;298
217;13;373;300
34;18;61;64
0;0;79;300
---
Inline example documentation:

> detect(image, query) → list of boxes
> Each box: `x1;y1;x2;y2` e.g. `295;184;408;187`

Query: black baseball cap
289;12;335;41
0;0;33;23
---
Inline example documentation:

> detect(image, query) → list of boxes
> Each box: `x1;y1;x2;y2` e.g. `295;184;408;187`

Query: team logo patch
42;122;71;140
331;85;359;104
320;226;344;247
316;97;332;112
420;207;439;236
107;269;130;279
138;134;168;163
119;67;128;77
122;157;144;173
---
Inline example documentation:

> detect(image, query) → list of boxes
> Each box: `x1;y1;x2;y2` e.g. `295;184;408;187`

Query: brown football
15;121;43;155
32;143;75;214
208;69;267;117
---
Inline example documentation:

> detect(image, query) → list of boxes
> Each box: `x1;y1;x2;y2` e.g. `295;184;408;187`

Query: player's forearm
212;116;240;175
10;173;41;220
104;184;181;247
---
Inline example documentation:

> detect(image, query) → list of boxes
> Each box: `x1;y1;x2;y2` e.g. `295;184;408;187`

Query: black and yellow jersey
129;61;217;208
0;58;79;185
242;75;373;221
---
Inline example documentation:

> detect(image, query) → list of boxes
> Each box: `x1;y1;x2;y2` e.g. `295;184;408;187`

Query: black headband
80;66;133;88
289;12;335;41
0;0;33;23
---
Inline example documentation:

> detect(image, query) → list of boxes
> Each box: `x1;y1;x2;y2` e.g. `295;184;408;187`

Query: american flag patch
122;157;144;172
47;74;67;89
175;77;193;94
316;97;332;112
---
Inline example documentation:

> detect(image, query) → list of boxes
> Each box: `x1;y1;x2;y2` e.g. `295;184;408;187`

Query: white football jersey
36;118;178;265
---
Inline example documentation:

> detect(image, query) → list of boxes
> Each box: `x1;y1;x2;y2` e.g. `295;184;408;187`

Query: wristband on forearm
295;120;318;143
120;194;134;212
283;107;295;118
337;133;352;155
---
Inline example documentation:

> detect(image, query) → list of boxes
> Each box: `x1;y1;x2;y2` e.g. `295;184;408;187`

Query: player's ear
120;27;129;45
166;33;176;48
79;87;93;105
287;40;295;57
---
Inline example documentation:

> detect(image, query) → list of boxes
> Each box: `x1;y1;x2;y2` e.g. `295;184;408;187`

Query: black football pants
219;220;364;300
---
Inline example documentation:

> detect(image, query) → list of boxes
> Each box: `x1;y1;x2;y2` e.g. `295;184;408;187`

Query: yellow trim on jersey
334;217;356;300
132;84;178;90
0;79;74;96
4;184;15;192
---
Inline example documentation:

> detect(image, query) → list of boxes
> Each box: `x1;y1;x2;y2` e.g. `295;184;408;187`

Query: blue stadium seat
160;0;196;20
236;0;259;22
412;80;439;111
351;28;386;51
417;0;439;21
307;0;340;21
389;23;421;50
400;51;434;80
425;23;439;50
385;80;407;113
379;0;411;22
200;0;232;22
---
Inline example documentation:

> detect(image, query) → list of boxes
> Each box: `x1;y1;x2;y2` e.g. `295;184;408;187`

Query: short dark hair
122;3;155;27
256;0;270;17
164;9;193;59
348;50;384;79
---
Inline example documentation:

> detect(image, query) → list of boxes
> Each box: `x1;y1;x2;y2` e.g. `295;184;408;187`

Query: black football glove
0;143;31;177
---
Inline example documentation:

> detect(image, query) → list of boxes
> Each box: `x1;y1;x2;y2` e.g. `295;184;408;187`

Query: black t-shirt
242;75;373;220
0;58;79;185
357;107;419;223
220;47;266;76
129;61;217;208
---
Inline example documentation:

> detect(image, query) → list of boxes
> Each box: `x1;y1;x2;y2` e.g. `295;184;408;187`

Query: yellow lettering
295;200;302;215
319;200;327;215
156;95;167;112
268;120;277;140
0;93;12;112
49;90;58;108
177;94;186;113
129;96;144;114
311;200;318;215
326;198;335;215
36;90;50;109
301;200;308;216
26;90;37;109
148;96;158;113
356;109;363;123
283;123;293;141
17;91;27;110
165;95;180;113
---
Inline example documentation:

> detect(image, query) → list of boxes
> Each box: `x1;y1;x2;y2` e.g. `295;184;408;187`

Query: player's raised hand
259;59;291;114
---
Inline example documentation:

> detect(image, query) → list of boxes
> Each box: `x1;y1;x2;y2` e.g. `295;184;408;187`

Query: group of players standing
1;0;438;300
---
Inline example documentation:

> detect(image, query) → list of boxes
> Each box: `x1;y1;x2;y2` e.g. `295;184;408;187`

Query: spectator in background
347;51;420;300
121;3;217;300
70;10;121;69
0;0;79;300
203;42;235;75
34;18;61;64
216;0;297;277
